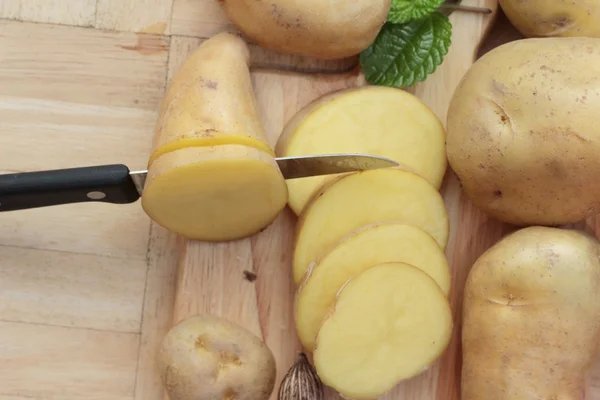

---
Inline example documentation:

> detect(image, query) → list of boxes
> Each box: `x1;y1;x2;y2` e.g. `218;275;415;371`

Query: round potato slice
294;223;450;351
276;86;447;215
293;168;449;286
142;145;288;241
313;262;453;400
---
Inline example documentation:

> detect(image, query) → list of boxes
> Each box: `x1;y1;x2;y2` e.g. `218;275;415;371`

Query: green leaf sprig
360;0;454;88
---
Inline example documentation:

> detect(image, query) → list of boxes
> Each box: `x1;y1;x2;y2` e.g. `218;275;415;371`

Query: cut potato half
276;86;447;215
294;223;450;350
142;145;288;241
293;168;449;285
313;262;453;400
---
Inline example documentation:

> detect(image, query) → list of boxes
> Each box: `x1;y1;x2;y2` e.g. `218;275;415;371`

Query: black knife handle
0;164;140;212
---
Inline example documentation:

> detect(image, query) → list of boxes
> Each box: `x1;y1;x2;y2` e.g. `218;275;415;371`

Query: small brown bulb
278;353;324;400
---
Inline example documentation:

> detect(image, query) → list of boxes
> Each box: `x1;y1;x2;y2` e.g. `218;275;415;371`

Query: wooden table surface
3;1;600;400
0;2;205;399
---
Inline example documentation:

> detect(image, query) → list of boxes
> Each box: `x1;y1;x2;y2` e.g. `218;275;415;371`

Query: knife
0;153;398;212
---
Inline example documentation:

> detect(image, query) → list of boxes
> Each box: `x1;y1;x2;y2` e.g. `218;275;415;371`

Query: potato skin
499;0;600;38
446;37;600;226
462;226;600;400
219;0;391;59
159;315;277;400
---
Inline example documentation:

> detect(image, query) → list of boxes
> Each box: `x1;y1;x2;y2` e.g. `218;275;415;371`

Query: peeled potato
159;314;277;400
149;31;274;165
313;262;453;400
142;145;288;241
276;86;447;215
294;223;450;350
293;169;449;286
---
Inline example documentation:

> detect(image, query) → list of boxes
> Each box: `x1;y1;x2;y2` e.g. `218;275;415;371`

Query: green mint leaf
360;12;452;88
388;0;445;24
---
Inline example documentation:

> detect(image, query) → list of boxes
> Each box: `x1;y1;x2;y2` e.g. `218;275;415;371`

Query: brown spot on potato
493;190;503;198
204;79;218;89
195;335;209;350
224;388;237;400
551;16;570;28
545;159;565;177
200;129;217;138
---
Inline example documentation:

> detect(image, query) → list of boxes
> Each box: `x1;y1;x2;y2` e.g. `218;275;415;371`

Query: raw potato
149;31;274;165
159;314;277;400
142;145;287;241
499;0;600;38
219;0;391;59
276;86;447;216
446;38;600;226
293;168;449;286
313;262;453;400
294;223;451;351
462;226;600;400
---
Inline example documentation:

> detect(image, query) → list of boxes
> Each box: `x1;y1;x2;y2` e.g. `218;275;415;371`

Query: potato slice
313;262;453;400
294;223;450;350
142;145;288;241
293;168;449;285
276;86;447;215
149;32;275;165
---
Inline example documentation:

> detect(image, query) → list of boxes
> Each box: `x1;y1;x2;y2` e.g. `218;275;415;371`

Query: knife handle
0;164;140;212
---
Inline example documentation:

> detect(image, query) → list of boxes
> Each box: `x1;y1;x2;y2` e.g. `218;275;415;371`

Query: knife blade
0;153;398;212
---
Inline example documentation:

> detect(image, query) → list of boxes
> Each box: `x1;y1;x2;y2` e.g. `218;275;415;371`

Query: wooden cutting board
164;1;581;399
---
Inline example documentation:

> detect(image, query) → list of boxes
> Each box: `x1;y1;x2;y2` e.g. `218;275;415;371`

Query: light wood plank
0;245;147;332
0;1;20;19
134;224;180;400
95;0;173;34
170;0;233;38
2;0;96;26
0;321;138;400
0;199;151;259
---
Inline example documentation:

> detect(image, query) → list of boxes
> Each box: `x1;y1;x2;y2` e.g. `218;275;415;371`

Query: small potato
219;0;391;59
446;37;600;226
462;226;600;400
159;314;277;400
499;0;600;38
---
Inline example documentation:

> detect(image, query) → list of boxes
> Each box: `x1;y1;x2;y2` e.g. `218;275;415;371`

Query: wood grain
0;321;139;400
95;0;173;34
134;224;180;400
170;0;233;38
1;0;96;26
0;197;151;258
0;244;147;332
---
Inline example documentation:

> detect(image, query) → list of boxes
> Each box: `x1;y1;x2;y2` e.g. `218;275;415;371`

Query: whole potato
462;226;600;400
159;314;276;400
446;37;600;226
219;0;391;59
499;0;600;38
